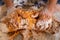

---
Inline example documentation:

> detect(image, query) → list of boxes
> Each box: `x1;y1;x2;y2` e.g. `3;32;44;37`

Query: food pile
0;0;60;40
0;7;52;32
0;8;60;40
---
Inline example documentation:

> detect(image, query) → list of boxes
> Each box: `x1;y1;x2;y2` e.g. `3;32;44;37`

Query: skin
48;0;58;12
39;0;58;20
3;0;13;8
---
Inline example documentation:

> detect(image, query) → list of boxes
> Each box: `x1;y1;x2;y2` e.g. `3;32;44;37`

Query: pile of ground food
0;8;60;40
0;0;60;40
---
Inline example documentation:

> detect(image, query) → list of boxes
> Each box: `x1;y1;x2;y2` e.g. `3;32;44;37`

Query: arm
47;0;58;11
3;0;13;8
38;0;58;21
48;0;57;5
